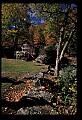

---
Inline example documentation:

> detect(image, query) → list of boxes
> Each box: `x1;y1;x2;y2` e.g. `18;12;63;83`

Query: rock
33;60;35;62
37;86;45;90
68;106;73;111
17;107;29;115
35;54;46;64
35;72;43;79
53;103;56;106
65;109;68;114
24;88;54;102
16;105;57;115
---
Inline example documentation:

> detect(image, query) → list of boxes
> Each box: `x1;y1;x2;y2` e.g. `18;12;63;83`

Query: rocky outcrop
35;54;46;64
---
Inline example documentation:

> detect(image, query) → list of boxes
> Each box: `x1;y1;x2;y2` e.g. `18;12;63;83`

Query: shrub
44;44;56;64
56;66;77;105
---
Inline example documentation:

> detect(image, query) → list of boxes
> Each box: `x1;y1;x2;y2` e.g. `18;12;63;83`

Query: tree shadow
1;77;25;85
1;96;55;111
37;78;62;94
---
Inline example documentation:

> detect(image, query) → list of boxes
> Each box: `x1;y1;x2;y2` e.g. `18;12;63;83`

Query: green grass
1;58;46;80
1;58;47;98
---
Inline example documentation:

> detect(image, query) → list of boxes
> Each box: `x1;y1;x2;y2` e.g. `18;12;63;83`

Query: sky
11;3;77;29
30;3;76;25
30;16;44;25
28;10;44;25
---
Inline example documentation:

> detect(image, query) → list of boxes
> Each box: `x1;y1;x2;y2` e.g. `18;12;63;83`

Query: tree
1;3;30;30
38;24;46;47
45;33;56;45
29;3;77;77
2;29;18;47
29;25;34;45
1;3;31;58
44;44;56;64
54;4;77;76
33;25;40;45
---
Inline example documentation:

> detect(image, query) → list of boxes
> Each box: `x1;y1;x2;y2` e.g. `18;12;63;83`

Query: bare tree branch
59;26;76;61
68;15;77;24
58;4;71;54
39;10;65;15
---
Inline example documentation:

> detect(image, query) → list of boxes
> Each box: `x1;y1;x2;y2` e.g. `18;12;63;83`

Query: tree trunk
54;25;76;77
54;44;59;77
55;58;59;77
59;26;76;61
54;26;63;77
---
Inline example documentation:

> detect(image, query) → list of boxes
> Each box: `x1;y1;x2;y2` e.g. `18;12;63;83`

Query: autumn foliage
33;23;57;46
34;33;40;45
45;33;56;45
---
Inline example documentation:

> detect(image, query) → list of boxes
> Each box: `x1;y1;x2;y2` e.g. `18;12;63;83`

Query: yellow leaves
7;30;17;33
2;3;29;29
69;87;76;92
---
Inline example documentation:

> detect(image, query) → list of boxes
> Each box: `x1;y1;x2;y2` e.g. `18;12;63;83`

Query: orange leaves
39;23;46;29
34;33;40;45
45;33;56;45
4;81;34;102
33;26;40;45
31;23;57;46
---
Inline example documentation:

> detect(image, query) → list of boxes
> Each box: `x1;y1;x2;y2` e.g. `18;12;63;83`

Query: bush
59;66;76;83
44;44;56;64
56;66;77;105
2;46;15;59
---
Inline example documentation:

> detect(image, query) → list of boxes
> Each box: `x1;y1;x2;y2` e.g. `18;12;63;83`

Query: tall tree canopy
1;3;32;55
29;3;77;77
1;3;30;30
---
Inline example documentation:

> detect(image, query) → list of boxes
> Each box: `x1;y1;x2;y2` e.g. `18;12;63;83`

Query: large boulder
35;54;46;64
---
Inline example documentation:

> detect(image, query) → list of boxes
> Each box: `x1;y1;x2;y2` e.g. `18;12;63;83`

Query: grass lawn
1;58;47;80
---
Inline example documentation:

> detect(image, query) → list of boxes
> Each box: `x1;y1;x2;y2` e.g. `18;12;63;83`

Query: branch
58;27;63;51
58;5;71;53
68;15;77;24
59;26;76;61
71;10;77;16
39;10;65;17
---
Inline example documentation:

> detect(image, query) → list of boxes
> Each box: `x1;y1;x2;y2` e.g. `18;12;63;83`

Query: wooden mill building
16;42;35;60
